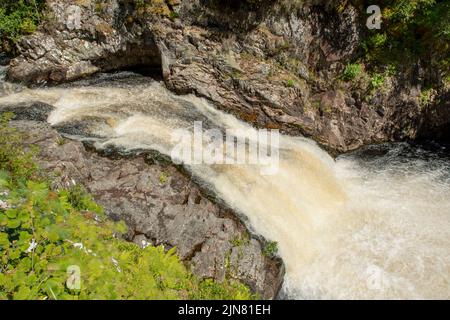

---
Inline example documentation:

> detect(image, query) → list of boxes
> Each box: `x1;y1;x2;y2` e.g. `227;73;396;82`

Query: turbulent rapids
1;73;449;299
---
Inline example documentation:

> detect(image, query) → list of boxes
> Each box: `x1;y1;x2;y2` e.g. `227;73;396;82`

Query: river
0;72;449;299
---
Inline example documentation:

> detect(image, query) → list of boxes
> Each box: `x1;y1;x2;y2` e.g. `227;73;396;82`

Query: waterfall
1;74;449;299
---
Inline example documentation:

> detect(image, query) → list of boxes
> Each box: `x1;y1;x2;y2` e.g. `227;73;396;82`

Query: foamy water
1;75;449;299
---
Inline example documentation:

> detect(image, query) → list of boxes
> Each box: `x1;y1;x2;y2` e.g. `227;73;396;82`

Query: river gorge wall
1;0;449;299
6;0;449;153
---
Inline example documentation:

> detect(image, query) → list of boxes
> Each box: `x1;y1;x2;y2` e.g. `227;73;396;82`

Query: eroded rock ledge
6;0;450;153
11;119;284;299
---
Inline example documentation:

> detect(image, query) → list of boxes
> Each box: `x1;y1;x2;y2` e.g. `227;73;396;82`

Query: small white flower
0;199;10;210
111;257;122;273
141;240;151;249
73;242;84;250
25;239;37;253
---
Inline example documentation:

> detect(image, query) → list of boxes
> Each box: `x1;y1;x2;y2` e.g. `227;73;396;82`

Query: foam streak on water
1;76;449;299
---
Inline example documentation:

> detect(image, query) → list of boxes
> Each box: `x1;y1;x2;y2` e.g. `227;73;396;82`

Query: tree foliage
359;0;449;77
0;0;46;53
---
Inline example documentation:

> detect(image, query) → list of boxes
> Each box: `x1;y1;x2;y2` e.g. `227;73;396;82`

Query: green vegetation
285;79;296;88
419;87;435;106
0;113;255;300
134;0;172;16
262;241;278;257
159;172;169;184
341;62;397;95
231;233;250;247
342;63;363;81
0;0;46;54
169;11;180;20
56;138;66;146
370;73;385;90
359;0;449;79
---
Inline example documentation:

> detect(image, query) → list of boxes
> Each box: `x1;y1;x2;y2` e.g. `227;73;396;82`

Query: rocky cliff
2;0;449;299
6;0;450;153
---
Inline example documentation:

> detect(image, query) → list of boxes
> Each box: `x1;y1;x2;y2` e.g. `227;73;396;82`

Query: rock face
3;0;448;301
8;0;162;84
9;119;284;299
6;0;449;153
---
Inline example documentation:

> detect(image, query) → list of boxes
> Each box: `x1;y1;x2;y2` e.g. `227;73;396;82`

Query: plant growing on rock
342;63;363;81
285;79;296;88
0;114;255;300
370;73;385;90
262;241;278;257
0;0;46;54
360;0;449;81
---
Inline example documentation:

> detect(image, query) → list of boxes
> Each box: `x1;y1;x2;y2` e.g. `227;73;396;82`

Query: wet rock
0;53;10;66
0;101;54;122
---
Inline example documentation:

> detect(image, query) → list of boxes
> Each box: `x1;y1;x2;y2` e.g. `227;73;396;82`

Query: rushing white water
1;74;449;299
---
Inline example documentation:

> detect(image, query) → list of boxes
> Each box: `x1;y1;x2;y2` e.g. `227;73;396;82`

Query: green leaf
0;232;10;248
7;218;21;229
9;249;21;260
47;230;60;242
6;209;16;219
18;210;30;222
0;170;10;187
0;213;7;226
14;286;31;300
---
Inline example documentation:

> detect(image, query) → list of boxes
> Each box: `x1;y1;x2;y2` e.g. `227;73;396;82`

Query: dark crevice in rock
417;91;450;142
91;34;163;80
181;0;275;32
184;240;207;262
0;53;11;66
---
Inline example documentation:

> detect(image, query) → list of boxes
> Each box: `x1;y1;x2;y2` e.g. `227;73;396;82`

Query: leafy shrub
262;241;278;257
342;63;363;81
419;87;435;106
360;0;449;79
0;113;38;182
0;0;46;53
0;114;255;300
370;73;385;90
